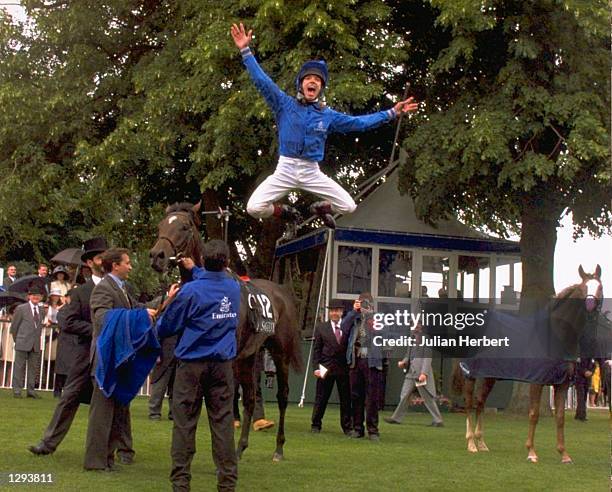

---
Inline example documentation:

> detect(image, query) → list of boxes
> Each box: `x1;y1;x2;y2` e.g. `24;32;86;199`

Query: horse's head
150;202;202;273
578;264;603;313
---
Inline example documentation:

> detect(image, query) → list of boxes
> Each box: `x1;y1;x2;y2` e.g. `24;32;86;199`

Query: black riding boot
309;201;336;229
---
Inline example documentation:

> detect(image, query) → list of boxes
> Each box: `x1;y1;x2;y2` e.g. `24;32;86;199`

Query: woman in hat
50;266;71;299
44;288;67;397
231;22;418;229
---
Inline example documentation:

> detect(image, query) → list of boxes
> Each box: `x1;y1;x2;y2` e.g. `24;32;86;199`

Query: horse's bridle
158;211;197;263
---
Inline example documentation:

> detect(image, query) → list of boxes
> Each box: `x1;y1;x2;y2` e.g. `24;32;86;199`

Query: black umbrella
0;290;27;308
51;247;85;266
7;275;47;294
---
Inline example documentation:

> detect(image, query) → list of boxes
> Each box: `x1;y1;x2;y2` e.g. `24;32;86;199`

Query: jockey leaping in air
231;22;419;229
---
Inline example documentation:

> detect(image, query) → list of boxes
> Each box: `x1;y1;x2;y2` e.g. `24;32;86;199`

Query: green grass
0;389;609;491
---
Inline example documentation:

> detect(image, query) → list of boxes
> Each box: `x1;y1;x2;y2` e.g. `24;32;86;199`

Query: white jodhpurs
246;156;357;219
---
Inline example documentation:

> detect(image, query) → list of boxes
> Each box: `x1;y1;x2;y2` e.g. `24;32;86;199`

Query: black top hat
81;237;108;262
327;299;345;310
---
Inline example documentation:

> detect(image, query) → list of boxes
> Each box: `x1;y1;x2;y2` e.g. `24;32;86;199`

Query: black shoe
27;392;41;399
428;422;444;427
149;414;161;421
347;430;364;439
309;201;336;229
28;442;53;456
383;417;401;425
311;427;321;434
320;214;336;229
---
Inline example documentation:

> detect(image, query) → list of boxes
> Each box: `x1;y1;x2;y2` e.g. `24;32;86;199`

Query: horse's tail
451;360;465;395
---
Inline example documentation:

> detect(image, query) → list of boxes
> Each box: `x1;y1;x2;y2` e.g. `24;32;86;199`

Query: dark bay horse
452;265;603;463
149;202;302;462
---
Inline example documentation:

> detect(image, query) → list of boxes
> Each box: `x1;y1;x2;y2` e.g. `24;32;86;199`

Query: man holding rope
231;22;418;229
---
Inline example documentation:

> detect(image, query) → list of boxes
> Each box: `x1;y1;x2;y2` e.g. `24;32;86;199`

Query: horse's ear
595;264;602;280
192;201;201;216
578;264;587;280
165;204;173;214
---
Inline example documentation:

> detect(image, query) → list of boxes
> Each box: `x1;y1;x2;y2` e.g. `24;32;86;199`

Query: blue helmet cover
296;60;328;91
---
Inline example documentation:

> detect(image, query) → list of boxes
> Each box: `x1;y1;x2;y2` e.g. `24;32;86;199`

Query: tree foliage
0;0;411;281
396;0;611;300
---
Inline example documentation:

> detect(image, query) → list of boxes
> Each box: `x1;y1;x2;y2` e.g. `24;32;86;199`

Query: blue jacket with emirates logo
156;269;240;361
240;47;397;162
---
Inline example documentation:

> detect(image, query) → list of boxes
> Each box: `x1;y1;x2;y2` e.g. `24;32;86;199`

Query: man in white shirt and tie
10;284;46;398
311;299;352;435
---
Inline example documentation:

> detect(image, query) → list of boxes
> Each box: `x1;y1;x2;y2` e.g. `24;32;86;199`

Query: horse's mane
166;202;195;215
555;283;582;300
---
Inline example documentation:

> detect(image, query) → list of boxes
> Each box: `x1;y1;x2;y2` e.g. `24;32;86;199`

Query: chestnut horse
149;202;302;462
452;265;603;463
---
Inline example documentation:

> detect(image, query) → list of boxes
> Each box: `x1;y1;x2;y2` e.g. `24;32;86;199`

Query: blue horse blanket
96;308;160;405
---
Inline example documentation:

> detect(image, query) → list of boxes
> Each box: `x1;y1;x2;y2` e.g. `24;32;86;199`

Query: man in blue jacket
157;240;240;492
231;22;418;229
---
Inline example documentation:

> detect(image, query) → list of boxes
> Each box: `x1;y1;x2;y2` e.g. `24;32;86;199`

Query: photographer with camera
342;293;383;441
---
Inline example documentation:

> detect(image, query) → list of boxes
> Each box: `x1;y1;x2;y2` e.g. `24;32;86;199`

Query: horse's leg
464;377;478;453
236;357;255;460
272;355;289;462
525;384;543;463
553;382;573;464
474;378;496;451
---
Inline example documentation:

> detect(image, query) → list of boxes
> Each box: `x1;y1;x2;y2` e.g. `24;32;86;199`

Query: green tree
397;0;610;302
1;1;413;279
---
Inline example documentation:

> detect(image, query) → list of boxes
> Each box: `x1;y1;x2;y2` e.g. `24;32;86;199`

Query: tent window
336;246;372;295
378;249;412;298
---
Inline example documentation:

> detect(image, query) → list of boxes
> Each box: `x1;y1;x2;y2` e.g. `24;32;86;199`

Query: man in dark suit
311;299;351;435
10;284;46;398
28;238;137;460
84;247;156;471
3;264;17;288
37;263;51;297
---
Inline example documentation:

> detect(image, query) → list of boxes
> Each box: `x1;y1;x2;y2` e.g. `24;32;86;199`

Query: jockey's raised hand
393;96;419;115
231;22;252;50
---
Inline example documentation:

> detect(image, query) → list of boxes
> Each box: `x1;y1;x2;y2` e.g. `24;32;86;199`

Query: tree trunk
505;192;561;415
202;189;224;240
247;219;284;279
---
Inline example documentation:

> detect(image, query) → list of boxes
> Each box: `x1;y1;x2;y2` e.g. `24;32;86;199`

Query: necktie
33;306;39;324
333;323;342;344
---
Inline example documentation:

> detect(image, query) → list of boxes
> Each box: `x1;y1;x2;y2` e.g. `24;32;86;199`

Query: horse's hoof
272;452;283;462
477;444;490;452
467;446;478;453
561;458;573;464
526;455;538;463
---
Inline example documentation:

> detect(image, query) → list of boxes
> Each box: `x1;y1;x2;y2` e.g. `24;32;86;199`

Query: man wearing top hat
311;299;352;435
10;283;46;398
29;238;133;464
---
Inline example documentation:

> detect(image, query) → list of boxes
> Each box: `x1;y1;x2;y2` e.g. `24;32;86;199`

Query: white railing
0;318;152;396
